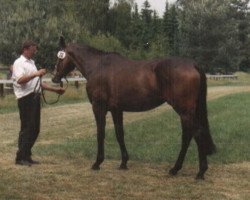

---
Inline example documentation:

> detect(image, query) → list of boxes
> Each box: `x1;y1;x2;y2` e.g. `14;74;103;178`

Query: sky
110;0;177;17
134;0;177;17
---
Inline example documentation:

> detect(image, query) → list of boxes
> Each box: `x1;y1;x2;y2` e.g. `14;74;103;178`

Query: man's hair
21;40;37;53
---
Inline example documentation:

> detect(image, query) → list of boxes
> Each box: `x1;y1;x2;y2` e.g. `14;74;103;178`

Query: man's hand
41;83;65;95
35;69;46;77
55;87;65;95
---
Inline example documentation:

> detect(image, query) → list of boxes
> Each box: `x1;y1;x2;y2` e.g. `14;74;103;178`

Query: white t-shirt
12;55;41;99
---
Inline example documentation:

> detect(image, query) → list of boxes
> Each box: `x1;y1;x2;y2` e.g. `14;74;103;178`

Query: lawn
36;92;250;165
0;74;249;199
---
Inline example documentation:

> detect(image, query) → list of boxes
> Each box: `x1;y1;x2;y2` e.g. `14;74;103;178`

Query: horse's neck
75;53;103;80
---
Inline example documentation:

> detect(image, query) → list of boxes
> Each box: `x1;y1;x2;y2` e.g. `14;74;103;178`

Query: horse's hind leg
91;102;107;170
194;136;208;180
169;113;194;176
171;111;208;179
111;110;129;169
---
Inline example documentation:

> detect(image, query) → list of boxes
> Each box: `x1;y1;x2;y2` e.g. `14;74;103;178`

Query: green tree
73;0;110;34
0;0;120;67
230;0;250;71
108;0;133;48
162;2;179;55
152;11;162;41
178;0;241;73
140;0;154;49
130;3;143;48
0;0;75;66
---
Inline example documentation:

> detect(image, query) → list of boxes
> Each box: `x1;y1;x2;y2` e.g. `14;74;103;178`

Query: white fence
0;77;86;84
0;75;238;97
0;77;86;97
206;74;238;80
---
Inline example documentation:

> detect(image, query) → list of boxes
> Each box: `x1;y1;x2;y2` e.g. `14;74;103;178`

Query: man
12;40;65;166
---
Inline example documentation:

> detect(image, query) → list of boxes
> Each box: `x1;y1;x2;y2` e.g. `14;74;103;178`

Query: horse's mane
72;43;122;57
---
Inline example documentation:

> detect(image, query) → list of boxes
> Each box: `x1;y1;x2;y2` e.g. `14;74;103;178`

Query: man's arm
41;82;65;95
17;69;46;84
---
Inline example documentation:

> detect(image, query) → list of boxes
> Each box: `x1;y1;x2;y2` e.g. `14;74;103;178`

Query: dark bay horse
52;36;216;179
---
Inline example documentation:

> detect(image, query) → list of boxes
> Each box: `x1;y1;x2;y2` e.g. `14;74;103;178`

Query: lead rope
42;77;68;105
33;76;42;100
33;76;68;105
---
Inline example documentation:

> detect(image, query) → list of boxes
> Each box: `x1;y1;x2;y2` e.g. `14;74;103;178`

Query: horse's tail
195;66;216;155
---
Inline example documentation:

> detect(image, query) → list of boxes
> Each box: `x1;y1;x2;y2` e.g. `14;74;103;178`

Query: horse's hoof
169;168;178;176
119;164;128;170
195;174;205;180
91;164;100;170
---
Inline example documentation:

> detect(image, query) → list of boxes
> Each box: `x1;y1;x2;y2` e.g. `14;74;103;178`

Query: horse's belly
116;96;165;112
123;103;164;112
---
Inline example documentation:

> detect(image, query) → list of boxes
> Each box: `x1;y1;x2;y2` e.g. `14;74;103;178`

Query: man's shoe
27;158;40;165
15;160;32;166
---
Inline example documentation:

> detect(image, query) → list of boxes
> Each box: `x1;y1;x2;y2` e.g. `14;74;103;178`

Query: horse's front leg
111;110;129;169
91;102;107;170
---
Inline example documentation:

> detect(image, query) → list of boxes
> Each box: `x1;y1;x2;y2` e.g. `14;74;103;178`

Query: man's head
21;40;37;59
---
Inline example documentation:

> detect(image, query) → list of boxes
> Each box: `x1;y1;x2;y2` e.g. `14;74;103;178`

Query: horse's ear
59;35;66;49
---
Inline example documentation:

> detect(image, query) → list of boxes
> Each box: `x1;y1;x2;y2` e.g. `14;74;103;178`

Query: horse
52;36;216;179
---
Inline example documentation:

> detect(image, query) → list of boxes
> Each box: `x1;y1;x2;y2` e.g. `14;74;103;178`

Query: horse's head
52;36;75;83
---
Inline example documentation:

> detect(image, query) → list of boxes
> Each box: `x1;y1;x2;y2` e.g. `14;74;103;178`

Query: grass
208;92;250;163
0;72;5;79
0;91;249;200
0;94;17;113
36;92;250;165
0;75;250;199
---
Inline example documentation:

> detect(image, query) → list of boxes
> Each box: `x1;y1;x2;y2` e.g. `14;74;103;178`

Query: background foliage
0;0;249;72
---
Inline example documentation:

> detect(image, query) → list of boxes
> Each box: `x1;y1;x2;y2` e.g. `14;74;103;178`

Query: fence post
74;81;79;89
0;84;4;97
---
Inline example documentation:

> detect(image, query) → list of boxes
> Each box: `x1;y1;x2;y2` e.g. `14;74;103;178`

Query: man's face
24;45;37;59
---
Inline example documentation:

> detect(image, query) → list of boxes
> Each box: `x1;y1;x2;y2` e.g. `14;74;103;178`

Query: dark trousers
16;93;41;161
